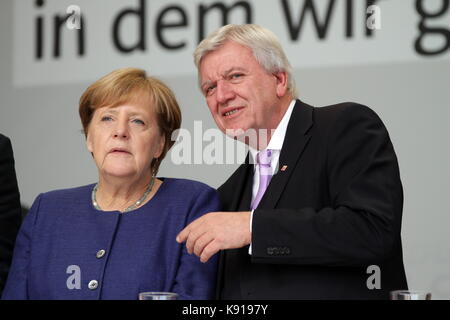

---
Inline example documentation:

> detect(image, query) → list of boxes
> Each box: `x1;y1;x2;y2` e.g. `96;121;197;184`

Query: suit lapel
258;100;314;209
217;155;253;299
237;165;253;211
222;155;253;211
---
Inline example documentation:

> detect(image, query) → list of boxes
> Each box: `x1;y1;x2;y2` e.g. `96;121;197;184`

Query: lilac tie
251;149;273;210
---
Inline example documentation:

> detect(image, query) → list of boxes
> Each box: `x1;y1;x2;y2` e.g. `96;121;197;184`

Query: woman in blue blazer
2;68;219;300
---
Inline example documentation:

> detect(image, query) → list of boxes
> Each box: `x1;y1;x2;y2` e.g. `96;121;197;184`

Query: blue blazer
2;178;220;300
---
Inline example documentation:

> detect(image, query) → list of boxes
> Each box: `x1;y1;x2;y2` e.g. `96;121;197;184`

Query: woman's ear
155;134;166;159
274;71;288;97
86;131;93;153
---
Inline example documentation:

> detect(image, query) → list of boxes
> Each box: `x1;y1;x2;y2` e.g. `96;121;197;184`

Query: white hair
194;24;298;98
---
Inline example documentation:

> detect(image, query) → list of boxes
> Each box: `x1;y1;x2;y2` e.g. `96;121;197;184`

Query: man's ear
274;71;288;97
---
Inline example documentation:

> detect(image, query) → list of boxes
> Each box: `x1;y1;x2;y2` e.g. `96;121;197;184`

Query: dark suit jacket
217;100;408;299
0;134;22;295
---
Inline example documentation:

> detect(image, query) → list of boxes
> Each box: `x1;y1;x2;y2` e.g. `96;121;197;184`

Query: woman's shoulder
36;183;95;204
161;178;218;202
157;178;220;217
24;184;95;223
159;178;217;198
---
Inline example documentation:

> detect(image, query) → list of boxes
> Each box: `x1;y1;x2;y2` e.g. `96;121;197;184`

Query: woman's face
86;99;165;180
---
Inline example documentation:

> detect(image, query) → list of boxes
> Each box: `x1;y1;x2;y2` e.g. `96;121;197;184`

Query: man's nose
216;80;235;105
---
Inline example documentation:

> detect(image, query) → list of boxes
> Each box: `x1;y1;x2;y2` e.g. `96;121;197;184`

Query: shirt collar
249;99;296;162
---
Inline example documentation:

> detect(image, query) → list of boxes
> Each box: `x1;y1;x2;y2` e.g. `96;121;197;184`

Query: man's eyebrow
200;79;214;89
223;67;247;76
201;67;248;88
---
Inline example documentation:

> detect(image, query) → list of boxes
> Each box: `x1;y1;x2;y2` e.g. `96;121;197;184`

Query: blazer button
96;249;106;259
88;280;98;290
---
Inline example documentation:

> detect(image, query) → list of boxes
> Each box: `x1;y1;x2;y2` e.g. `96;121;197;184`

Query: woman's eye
101;116;113;122
132;119;145;125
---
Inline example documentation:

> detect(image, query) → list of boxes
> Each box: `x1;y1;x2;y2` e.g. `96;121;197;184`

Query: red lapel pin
281;165;288;171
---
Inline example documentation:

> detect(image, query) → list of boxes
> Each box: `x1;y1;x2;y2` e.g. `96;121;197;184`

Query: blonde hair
79;67;181;174
194;24;297;98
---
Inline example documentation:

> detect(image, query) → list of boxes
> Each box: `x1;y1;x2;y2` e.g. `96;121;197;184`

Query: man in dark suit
177;24;407;299
0;133;22;295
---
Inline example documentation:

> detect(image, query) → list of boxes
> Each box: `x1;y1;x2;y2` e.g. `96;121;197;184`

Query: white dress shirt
247;100;296;254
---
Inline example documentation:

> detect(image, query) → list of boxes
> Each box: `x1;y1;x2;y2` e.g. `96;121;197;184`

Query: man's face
199;41;288;137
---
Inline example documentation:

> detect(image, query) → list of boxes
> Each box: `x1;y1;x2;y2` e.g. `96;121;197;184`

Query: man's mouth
222;107;244;118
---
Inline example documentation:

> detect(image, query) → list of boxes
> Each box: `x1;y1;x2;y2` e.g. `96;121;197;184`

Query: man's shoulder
313;101;378;122
0;133;8;143
0;133;12;151
305;101;382;136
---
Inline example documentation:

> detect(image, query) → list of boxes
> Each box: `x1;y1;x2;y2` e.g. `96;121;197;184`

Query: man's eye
205;85;216;95
230;73;244;80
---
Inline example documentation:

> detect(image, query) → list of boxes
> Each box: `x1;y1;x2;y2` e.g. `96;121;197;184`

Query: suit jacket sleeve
0;135;22;295
251;104;403;267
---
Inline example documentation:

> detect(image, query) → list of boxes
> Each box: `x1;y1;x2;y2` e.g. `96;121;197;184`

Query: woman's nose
113;120;129;139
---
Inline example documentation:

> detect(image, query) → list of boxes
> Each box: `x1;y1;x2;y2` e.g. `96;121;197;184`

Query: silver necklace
92;176;155;212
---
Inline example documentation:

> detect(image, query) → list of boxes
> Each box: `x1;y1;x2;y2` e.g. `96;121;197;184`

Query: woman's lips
109;149;131;155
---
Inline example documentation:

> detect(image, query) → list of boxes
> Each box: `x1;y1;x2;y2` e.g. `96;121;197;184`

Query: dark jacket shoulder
313;102;382;128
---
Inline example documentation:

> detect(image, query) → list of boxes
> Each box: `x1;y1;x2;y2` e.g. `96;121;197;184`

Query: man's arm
177;210;252;263
178;104;403;266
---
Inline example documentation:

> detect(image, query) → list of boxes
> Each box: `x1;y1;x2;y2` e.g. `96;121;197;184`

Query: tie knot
257;149;273;167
